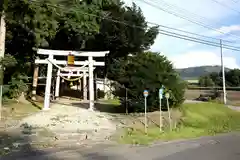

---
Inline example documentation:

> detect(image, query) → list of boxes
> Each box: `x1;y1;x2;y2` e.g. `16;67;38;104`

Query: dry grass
128;110;182;130
1;100;43;127
119;103;240;144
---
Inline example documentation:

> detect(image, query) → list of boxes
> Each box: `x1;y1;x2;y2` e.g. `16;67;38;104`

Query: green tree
110;52;186;112
225;69;240;87
209;72;222;86
3;0;60;98
84;2;159;77
3;0;104;98
198;75;215;87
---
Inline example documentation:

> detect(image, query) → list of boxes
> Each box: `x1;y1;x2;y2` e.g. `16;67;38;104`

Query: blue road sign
143;90;149;97
159;88;164;95
159;88;164;99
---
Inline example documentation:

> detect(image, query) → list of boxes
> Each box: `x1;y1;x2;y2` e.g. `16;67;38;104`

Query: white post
55;69;60;100
104;77;108;100
144;96;147;133
159;96;162;132
43;54;53;110
83;71;87;101
220;40;227;105
88;56;94;110
0;11;6;120
166;97;172;131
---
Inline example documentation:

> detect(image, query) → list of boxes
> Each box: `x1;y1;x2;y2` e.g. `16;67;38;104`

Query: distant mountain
176;65;230;80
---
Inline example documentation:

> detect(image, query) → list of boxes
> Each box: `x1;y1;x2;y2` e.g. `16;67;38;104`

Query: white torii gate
33;49;109;111
54;66;90;101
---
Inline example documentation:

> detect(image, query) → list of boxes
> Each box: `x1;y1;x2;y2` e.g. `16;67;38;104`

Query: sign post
159;87;164;132
143;90;149;133
165;92;171;131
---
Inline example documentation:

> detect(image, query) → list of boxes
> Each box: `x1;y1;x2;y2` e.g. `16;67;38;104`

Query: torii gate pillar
83;71;87;101
88;56;94;111
34;49;108;111
43;54;53;110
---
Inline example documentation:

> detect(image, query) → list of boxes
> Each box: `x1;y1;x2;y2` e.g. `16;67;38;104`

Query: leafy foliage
198;68;240;87
0;55;28;99
2;0;108;99
85;2;159;77
198;75;215;87
110;52;186;112
2;0;185;112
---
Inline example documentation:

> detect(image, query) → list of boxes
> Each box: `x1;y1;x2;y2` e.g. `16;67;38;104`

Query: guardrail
187;86;240;91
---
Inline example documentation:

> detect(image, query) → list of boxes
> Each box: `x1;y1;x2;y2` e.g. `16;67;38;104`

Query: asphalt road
1;132;240;160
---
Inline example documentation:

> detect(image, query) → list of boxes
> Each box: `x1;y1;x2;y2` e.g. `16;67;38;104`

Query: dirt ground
0;98;180;156
185;89;240;105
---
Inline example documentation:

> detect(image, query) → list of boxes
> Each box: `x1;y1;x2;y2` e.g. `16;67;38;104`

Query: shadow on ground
0;131;57;160
70;102;126;113
0;130;125;160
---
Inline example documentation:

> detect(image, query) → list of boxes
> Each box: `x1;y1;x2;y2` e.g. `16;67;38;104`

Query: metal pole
144;96;147;133
166;98;171;131
159;97;162;132
220;39;227;105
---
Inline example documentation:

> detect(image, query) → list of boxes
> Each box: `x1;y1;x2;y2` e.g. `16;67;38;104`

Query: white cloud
124;0;240;49
209;25;240;36
219;25;240;33
187;43;195;47
166;51;239;69
123;0;240;67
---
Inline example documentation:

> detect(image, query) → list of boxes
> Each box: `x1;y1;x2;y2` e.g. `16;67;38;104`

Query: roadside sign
143;90;149;97
143;89;148;133
165;92;170;99
159;88;164;94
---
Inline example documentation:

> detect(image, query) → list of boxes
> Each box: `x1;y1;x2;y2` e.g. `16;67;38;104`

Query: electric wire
28;0;240;51
136;0;240;41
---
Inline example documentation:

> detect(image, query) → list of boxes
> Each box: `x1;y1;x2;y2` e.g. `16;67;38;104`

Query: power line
136;0;240;41
29;0;240;51
210;0;240;15
30;0;236;44
147;21;233;43
139;0;240;40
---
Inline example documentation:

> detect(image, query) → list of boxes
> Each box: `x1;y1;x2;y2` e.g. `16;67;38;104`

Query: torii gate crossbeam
33;49;109;111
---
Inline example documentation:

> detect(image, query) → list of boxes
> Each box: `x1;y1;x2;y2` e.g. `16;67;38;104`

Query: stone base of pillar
88;107;95;111
31;96;36;101
42;107;50;111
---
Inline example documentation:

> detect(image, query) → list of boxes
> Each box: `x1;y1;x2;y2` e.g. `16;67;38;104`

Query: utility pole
0;11;6;120
220;39;227;105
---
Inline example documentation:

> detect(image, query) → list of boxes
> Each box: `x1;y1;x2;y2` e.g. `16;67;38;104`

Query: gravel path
16;101;117;147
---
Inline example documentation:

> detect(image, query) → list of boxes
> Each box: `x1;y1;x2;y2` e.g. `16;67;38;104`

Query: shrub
108;51;186;112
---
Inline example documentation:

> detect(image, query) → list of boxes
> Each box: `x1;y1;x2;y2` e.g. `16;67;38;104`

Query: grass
119;102;240;145
95;98;125;113
1;100;43;124
98;98;121;105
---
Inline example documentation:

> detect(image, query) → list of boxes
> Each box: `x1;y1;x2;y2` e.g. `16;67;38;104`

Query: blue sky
124;0;240;69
